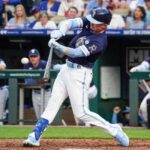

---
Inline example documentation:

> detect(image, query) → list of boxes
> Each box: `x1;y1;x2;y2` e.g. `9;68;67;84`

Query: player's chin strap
33;118;49;140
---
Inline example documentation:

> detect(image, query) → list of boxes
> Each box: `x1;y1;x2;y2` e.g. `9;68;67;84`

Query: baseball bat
43;45;54;82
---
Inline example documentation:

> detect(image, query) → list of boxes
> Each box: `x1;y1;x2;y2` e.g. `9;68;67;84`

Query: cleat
114;124;129;147
23;118;49;147
23;133;40;147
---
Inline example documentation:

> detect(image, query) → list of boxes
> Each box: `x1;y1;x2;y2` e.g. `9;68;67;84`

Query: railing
0;69;58;124
0;29;150;36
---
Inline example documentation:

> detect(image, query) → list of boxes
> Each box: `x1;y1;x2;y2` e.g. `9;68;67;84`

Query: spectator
65;6;78;19
28;6;40;29
32;11;57;29
111;106;130;126
125;6;146;29
23;49;51;119
84;0;108;15
144;0;150;28
53;6;79;25
122;106;130;126
39;0;61;18
3;0;34;17
109;0;130;17
107;2;125;29
111;0;129;9
127;0;145;12
5;4;30;29
57;0;84;17
0;58;9;125
111;106;123;125
0;0;21;27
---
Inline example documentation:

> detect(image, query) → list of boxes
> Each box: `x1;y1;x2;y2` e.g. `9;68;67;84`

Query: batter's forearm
59;18;83;36
54;43;87;58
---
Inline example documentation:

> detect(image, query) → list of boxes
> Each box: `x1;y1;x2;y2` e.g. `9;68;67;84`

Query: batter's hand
50;30;63;40
48;39;58;48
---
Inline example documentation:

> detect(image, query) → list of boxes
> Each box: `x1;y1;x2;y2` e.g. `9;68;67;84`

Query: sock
33;117;49;140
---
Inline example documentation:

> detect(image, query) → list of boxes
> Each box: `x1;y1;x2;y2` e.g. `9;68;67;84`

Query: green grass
0;126;150;139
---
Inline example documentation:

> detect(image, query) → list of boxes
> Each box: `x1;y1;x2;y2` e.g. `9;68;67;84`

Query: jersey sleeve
79;38;106;56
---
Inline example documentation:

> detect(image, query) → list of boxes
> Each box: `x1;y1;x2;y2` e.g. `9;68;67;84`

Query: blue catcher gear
86;8;112;25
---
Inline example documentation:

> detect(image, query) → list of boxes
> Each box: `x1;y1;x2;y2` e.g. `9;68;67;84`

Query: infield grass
0;126;150;139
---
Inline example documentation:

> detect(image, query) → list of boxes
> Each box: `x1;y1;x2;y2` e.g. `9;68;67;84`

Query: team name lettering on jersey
75;36;89;48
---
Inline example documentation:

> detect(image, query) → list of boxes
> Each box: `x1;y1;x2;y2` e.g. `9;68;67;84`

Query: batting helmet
86;8;112;25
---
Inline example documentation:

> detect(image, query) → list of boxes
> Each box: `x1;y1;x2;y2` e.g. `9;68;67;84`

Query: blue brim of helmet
86;15;103;24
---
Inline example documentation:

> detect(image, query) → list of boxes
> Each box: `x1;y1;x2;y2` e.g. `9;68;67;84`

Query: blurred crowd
0;0;150;30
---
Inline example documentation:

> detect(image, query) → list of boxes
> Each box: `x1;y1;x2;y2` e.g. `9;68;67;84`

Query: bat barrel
43;45;53;80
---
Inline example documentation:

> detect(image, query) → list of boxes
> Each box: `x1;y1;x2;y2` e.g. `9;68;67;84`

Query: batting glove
48;39;67;55
48;38;58;48
50;30;63;40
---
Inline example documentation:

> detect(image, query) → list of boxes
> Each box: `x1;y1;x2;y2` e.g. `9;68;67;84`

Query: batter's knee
75;113;88;122
74;108;91;122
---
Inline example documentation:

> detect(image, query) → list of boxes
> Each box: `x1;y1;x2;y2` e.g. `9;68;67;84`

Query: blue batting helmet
86;8;112;25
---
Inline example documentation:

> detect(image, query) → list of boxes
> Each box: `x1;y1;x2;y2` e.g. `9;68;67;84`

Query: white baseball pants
42;65;118;136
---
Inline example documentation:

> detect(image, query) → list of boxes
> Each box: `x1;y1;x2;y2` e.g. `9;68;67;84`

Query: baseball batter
23;49;51;119
23;8;129;147
130;57;150;126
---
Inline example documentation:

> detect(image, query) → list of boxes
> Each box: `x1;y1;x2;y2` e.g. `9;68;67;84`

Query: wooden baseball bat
43;45;53;82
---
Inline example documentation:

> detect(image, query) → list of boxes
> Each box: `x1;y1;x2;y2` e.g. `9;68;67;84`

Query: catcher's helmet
86;8;112;25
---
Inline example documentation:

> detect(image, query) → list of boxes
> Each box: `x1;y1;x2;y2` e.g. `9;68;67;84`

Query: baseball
21;57;29;64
